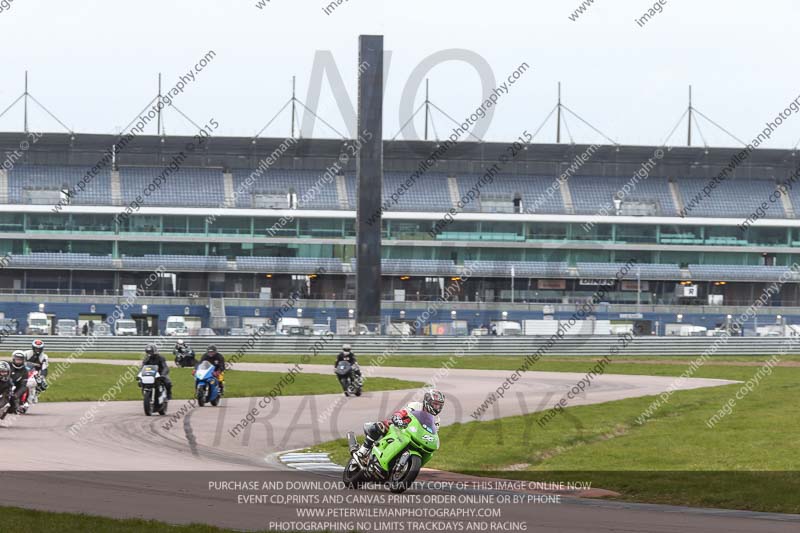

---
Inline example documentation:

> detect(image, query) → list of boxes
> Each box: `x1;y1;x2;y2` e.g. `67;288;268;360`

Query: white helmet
11;350;26;370
342;344;351;352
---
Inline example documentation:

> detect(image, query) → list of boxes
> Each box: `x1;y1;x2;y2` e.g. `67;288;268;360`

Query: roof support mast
687;85;692;147
157;73;163;136
556;82;562;143
424;78;430;141
23;71;28;133
291;76;297;138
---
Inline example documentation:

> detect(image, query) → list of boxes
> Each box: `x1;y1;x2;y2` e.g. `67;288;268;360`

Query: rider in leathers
142;344;172;400
0;361;18;416
353;389;445;464
9;351;30;412
334;344;362;384
24;339;49;391
200;345;225;395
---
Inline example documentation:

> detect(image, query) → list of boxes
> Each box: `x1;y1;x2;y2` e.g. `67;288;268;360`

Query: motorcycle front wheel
196;385;206;407
143;389;153;416
342;458;366;489
158;386;168;415
388;454;422;494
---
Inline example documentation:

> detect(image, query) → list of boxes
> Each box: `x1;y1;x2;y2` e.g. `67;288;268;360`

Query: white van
27;312;51;335
56;319;78;336
115;319;138;336
165;316;189;336
491;321;522;336
276;318;312;335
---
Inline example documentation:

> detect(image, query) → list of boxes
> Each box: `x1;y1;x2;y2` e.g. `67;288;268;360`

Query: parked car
228;328;249;336
197;328;216;336
56;319;78;336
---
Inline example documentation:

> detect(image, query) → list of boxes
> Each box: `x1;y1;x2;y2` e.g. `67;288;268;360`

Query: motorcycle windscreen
195;360;216;380
335;362;352;375
140;365;158;377
411;409;437;434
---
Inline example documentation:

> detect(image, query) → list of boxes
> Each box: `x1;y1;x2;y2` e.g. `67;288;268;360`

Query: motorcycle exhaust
347;431;359;453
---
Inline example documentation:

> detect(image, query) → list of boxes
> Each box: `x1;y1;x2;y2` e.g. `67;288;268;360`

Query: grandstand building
1;131;799;334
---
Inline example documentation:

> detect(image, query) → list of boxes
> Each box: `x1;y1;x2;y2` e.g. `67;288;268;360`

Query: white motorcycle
136;365;169;416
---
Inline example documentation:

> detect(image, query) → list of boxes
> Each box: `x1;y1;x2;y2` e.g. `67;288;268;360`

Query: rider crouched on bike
0;361;18;416
9;350;30;412
173;339;196;367
142;344;172;400
200;345;225;395
354;389;445;464
335;344;362;380
24;339;49;391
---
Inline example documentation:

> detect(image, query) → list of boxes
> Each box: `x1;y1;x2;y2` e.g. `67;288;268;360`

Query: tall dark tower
355;35;384;330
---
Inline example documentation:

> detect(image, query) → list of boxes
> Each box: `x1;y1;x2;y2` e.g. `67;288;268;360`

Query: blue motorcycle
193;360;221;407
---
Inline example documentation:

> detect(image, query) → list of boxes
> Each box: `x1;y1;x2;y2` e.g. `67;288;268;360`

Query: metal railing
4;334;798;357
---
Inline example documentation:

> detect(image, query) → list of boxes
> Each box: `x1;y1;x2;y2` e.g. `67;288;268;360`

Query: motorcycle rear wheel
342;458;366;489
388;454;422;494
210;394;220;406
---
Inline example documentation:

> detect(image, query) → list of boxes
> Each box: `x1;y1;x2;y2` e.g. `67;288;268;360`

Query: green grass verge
309;361;800;514
0;506;286;533
42;362;422;402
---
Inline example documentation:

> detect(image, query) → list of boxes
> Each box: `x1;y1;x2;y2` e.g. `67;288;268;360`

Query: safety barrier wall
3;335;798;357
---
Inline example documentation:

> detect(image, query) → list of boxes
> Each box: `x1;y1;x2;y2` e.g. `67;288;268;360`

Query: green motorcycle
343;410;439;493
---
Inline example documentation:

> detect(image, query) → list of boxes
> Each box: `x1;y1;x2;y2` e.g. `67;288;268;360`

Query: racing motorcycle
16;363;41;414
174;349;197;368
335;361;363;397
343;409;439;493
137;365;169;416
193;360;221;407
0;391;14;420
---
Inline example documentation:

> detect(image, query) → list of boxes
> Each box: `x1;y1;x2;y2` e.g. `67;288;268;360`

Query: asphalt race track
2;360;798;532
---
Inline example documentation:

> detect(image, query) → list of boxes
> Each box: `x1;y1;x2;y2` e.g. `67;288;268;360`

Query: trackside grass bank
311;361;800;513
40;363;423;402
0;507;288;533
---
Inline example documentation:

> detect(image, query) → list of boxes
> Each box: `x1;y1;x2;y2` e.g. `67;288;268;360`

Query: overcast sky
1;0;797;149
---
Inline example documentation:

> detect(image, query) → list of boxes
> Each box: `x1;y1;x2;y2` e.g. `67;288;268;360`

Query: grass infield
309;360;800;514
40;362;423;402
0;507;282;533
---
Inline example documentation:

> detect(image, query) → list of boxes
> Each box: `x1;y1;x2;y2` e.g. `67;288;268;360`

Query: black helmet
207;344;217;354
11;350;26;370
423;389;445;416
0;361;9;382
144;344;159;356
